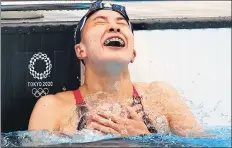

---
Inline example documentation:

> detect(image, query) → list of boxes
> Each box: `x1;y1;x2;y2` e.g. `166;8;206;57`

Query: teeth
104;37;125;46
105;39;110;45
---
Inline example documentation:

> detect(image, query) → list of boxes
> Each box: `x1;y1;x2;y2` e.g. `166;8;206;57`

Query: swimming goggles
74;0;134;44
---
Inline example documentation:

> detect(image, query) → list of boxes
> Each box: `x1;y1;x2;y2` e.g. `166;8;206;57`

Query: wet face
75;10;136;66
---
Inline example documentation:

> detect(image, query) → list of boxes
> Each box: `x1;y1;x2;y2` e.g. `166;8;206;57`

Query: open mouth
104;37;125;48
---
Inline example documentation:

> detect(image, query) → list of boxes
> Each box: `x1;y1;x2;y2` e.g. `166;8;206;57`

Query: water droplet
62;87;66;91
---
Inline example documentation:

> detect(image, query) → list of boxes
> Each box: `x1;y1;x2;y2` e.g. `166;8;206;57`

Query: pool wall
130;28;231;127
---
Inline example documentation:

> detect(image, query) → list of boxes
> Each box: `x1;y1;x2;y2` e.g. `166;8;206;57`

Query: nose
108;27;121;33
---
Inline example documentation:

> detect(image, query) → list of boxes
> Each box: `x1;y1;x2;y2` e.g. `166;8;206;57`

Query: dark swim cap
74;0;134;45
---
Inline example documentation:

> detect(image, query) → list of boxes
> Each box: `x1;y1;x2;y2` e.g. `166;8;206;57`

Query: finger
92;115;119;132
90;122;119;135
98;112;122;124
125;106;140;120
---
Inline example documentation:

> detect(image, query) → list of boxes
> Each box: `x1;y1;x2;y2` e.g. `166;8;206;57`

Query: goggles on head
74;0;133;44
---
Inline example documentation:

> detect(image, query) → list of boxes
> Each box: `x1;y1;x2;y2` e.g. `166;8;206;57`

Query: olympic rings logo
28;52;52;80
32;88;49;98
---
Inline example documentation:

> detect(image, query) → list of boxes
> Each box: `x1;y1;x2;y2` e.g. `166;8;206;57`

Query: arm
28;95;61;132
152;82;204;137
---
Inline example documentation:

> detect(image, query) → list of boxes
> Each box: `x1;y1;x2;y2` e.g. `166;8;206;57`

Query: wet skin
28;10;204;137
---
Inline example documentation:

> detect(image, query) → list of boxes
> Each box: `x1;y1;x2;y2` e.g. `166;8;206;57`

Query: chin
101;56;130;64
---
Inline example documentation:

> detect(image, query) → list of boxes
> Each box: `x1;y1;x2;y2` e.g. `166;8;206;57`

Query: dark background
1;25;81;133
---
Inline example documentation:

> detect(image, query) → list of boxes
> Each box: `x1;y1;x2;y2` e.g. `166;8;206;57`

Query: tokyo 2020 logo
28;52;52;80
28;52;53;98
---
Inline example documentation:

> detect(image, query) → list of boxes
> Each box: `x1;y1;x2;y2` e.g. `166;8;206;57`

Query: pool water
1;126;231;147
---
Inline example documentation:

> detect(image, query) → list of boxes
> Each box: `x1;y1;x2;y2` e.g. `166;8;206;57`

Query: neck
82;62;133;96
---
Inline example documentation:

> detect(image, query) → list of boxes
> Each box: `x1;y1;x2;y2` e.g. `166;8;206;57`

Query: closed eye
94;21;107;26
95;20;107;25
117;18;128;25
94;16;107;24
117;21;128;25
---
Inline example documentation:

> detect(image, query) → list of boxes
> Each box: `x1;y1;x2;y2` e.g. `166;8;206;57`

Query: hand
87;105;151;137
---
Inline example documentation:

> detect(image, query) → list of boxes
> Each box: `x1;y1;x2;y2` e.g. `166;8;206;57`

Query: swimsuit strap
132;86;158;133
73;89;85;104
132;85;142;105
132;85;139;97
73;89;87;130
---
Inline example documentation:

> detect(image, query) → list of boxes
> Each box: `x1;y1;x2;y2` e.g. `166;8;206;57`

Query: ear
130;49;136;63
75;43;87;60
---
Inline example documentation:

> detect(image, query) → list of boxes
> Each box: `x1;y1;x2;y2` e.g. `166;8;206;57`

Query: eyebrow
116;16;126;21
93;16;107;21
93;16;126;21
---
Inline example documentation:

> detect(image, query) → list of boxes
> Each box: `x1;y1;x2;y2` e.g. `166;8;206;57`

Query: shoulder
133;81;179;97
133;81;175;89
28;91;76;131
133;81;181;108
133;81;183;114
36;91;75;106
32;91;76;116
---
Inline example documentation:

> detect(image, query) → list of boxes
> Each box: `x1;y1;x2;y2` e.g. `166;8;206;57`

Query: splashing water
2;98;231;147
1;91;231;147
1;126;231;147
1;129;116;147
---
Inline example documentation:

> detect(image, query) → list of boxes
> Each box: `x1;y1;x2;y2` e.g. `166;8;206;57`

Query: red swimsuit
72;86;157;133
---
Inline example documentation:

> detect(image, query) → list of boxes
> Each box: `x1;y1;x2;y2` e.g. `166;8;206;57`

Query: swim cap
74;0;134;45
